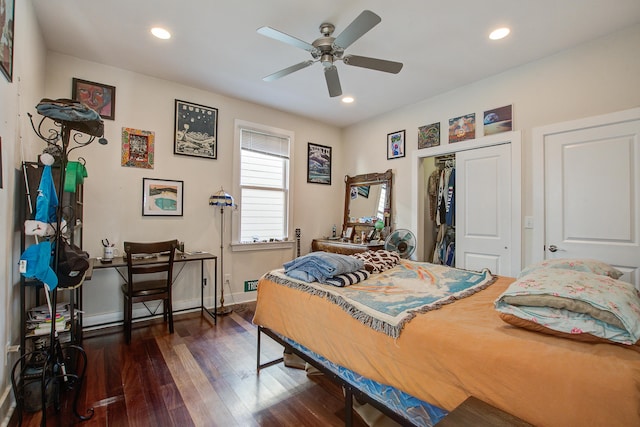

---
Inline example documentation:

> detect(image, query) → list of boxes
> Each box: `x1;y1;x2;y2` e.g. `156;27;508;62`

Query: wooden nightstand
437;397;533;427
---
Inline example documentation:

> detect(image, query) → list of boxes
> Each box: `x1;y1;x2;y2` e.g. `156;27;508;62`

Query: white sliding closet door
455;143;512;275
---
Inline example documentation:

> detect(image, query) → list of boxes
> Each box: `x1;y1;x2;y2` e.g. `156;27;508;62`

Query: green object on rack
64;161;88;193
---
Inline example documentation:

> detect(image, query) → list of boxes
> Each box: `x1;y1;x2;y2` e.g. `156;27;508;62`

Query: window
234;120;293;245
376;184;387;220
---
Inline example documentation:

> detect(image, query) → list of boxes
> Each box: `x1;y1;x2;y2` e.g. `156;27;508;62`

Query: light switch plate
524;216;534;229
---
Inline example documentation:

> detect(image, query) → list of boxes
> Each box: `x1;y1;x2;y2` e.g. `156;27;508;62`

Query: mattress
253;264;640;426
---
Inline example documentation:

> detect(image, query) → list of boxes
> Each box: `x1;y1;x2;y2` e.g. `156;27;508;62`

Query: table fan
384;229;416;259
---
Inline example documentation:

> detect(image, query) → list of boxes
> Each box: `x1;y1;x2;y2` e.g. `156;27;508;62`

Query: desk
89;251;217;326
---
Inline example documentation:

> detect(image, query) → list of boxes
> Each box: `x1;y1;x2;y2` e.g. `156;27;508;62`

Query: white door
542;110;640;288
456;143;513;275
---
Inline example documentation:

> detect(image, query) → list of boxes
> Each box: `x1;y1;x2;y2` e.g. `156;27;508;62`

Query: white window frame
231;119;295;252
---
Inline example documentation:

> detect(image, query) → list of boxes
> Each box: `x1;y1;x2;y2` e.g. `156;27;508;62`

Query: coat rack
12;99;107;426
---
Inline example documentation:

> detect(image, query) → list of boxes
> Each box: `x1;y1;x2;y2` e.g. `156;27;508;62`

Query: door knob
548;244;560;252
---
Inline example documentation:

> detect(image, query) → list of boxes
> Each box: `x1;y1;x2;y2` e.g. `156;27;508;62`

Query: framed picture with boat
142;178;184;216
174;99;218;159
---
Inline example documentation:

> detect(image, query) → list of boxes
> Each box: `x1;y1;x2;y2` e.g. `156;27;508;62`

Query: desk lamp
209;188;235;315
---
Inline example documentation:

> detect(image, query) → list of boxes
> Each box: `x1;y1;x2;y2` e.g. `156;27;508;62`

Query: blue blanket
269;260;496;338
284;251;364;283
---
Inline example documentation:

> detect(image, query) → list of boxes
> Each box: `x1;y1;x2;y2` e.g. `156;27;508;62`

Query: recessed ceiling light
489;27;510;40
342;96;354;104
151;27;171;40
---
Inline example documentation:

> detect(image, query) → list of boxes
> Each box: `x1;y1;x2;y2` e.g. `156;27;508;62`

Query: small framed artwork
174;99;218;159
142;178;184;216
122;127;155;169
344;226;354;240
448;113;476;143
72;78;116;120
418;122;440;149
0;0;14;82
483;105;513;135
307;142;332;185
387;130;405;160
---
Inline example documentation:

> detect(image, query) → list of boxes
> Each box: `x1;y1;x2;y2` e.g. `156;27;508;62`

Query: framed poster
448;113;476;143
387;130;405;160
484;104;513;135
72;78;116;120
0;0;15;82
307;142;332;185
174;99;218;159
142;178;184;216
418;122;440;149
122;127;154;169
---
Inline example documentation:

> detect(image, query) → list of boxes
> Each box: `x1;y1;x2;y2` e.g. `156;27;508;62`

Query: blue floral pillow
495;269;640;345
518;258;622;279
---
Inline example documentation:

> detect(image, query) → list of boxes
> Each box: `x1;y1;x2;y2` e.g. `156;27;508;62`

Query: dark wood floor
10;303;370;427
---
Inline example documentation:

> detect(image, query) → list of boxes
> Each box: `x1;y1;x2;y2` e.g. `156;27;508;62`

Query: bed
253;254;640;426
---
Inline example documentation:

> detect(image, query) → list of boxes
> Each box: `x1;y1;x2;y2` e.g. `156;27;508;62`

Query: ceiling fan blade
263;60;315;81
324;66;342;97
333;10;381;50
343;55;403;74
257;26;317;53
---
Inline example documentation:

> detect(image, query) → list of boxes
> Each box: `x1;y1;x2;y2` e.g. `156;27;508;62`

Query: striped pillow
323;269;370;287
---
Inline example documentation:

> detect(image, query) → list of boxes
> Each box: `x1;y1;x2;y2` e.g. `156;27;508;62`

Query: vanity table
312;239;384;255
314;169;393;255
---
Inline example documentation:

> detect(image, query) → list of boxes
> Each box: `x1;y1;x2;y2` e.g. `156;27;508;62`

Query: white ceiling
31;0;640;128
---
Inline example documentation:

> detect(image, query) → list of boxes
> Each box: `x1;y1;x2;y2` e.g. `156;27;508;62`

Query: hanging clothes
20;165;59;290
445;168;455;226
35;164;58;225
432;161;456;265
427;169;440;221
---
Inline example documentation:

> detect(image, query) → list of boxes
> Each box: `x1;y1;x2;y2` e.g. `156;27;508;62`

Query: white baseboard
82;293;256;329
0;384;15;427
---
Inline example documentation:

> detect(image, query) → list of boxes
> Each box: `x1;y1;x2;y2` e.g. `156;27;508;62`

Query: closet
416;132;521;277
427;155;456;266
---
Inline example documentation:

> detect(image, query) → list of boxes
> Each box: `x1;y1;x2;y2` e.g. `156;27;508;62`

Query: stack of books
27;303;70;336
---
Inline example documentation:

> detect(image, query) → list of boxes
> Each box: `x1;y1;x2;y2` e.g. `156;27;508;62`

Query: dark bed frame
256;325;435;427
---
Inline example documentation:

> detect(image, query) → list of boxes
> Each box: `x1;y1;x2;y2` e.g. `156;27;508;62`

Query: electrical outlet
224;273;231;284
5;343;20;367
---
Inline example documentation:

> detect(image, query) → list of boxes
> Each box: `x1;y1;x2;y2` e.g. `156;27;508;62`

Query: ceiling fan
257;10;403;97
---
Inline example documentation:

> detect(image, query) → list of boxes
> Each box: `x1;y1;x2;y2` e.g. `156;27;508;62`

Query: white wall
41;52;343;325
1;1;47;423
343;23;640;268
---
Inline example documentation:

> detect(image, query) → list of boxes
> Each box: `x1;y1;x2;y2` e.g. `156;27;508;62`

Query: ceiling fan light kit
258;10;403;97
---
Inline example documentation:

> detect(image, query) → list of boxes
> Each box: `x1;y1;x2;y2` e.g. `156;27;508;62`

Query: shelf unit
12;103;104;425
19;161;85;356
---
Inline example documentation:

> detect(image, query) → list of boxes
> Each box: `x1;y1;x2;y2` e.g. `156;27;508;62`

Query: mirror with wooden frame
343;169;393;241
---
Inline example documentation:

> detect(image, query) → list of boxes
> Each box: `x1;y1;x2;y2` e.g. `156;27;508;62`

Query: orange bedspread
253;273;640;426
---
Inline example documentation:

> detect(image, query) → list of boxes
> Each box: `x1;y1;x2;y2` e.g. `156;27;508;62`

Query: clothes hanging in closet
427;169;440;221
432;163;455;266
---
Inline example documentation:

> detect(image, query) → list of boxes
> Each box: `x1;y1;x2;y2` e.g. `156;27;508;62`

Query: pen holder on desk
103;246;119;261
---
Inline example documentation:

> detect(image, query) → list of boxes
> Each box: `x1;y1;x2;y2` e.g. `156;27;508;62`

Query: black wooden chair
122;239;178;344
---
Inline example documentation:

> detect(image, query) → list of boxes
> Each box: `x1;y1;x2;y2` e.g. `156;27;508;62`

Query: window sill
230;241;295;252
